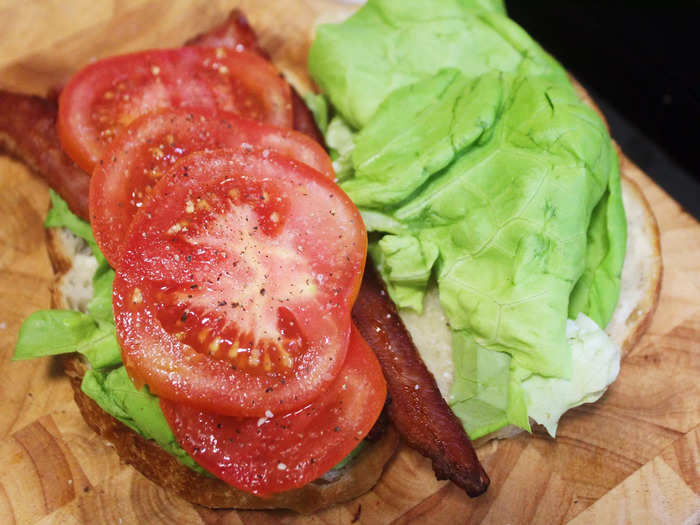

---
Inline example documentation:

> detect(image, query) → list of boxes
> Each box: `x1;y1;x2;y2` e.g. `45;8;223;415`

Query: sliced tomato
114;148;366;417
58;47;292;172
186;10;326;144
90;109;334;268
160;325;386;495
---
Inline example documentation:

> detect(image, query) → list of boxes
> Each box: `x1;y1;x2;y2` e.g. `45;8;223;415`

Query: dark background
506;2;700;219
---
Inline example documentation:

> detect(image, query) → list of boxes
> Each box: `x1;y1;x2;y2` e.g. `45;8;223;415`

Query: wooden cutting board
0;1;698;523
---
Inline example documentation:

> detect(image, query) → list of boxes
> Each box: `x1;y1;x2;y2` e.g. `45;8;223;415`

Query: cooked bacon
0;90;90;221
351;265;489;497
186;8;265;55
188;9;325;145
290;89;325;145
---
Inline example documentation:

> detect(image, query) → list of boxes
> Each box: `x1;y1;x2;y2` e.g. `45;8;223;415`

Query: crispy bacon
186;8;265;54
0;90;90;221
187;8;325;145
290;90;325;145
0;9;321;224
352;265;489;497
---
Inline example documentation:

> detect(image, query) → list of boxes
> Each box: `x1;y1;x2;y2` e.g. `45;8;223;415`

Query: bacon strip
351;265;489;497
187;9;325;145
186;8;265;54
0;9;321;224
0;90;90;221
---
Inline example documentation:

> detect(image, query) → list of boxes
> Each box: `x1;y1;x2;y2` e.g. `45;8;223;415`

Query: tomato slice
160;325;386;496
90;109;334;268
114;148;366;417
58;47;292;172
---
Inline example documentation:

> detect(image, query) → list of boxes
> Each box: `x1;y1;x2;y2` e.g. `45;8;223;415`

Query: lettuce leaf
326;115;357;182
45;190;104;264
348;71;616;379
13;310;121;369
309;0;566;128
310;0;626;439
569;157;627;327
81;366;207;473
303;92;329;134
522;313;621;436
87;258;115;324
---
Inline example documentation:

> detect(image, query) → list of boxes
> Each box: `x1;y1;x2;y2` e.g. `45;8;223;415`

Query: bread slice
45;233;398;514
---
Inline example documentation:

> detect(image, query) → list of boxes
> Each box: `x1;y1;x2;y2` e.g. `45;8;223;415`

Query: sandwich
4;0;661;515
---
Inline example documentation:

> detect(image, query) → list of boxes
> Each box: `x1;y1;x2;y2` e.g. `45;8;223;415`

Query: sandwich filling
13;0;627;492
308;0;626;439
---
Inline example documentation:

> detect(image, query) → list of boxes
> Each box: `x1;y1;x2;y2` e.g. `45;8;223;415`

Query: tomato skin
114;148;366;417
90;109;334;268
160;325;386;496
58;47;292;172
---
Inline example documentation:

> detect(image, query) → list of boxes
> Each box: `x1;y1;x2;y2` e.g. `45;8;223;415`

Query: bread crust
62;354;398;513
617;161;663;355
46;229;400;513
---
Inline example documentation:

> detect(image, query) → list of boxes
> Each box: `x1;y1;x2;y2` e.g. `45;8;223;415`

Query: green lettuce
303;92;329;134
522;313;621;436
309;0;567;129
13;194;200;469
45;190;103;263
309;0;626;439
326;115;357;182
16;193;362;474
81;366;206;472
13;309;121;369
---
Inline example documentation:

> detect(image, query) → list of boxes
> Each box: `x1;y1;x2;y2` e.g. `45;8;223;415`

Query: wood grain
0;1;699;524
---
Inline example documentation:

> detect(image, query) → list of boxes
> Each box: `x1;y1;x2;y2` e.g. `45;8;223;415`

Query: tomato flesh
90;109;334;268
58;47;292;172
114;149;366;417
160;325;386;495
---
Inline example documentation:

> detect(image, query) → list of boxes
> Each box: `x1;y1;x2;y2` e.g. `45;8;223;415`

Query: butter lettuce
13;194;200;469
326;115;357;182
82;366;206;472
522;313;621;436
13;309;121;369
568;166;627;328
309;0;566;129
310;0;626;439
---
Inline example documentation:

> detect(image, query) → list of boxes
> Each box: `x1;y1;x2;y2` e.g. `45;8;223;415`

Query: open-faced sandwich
5;0;661;514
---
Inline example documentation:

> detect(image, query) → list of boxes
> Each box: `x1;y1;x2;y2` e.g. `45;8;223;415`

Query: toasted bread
61;352;397;513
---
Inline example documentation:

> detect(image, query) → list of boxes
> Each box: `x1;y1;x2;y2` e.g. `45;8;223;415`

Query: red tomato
114;149;366;417
90;109;334;268
160;325;386;495
58;47;292;172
